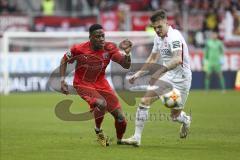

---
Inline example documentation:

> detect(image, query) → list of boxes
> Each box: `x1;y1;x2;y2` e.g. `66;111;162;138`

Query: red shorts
74;81;121;113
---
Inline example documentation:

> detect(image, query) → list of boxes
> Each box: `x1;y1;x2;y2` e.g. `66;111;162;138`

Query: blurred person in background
0;0;17;14
203;31;226;92
231;6;240;35
203;8;219;33
41;0;55;16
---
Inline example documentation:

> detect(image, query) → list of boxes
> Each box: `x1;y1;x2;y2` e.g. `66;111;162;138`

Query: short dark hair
89;24;103;34
150;10;167;23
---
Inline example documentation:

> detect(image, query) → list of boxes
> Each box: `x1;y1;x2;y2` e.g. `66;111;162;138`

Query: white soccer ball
160;88;182;108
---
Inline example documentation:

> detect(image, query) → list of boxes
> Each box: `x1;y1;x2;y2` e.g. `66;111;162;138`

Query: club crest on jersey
103;52;109;59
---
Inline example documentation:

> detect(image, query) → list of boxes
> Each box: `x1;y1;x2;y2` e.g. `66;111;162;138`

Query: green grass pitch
1;90;240;160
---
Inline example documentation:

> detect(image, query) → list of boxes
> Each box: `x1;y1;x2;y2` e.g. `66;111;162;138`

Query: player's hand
127;72;141;84
119;39;132;55
61;80;69;95
128;74;137;84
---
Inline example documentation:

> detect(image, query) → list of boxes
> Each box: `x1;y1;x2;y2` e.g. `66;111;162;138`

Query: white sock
133;104;149;142
174;111;190;124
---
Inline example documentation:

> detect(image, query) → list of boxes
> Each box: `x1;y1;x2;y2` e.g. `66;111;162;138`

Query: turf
1;90;240;160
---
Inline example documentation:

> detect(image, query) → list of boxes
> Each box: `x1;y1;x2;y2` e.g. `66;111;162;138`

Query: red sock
93;107;105;129
115;119;127;140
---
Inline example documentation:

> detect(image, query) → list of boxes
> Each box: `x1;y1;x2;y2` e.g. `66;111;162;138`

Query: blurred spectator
117;1;130;30
201;0;210;11
86;0;98;9
41;0;55;16
0;0;17;14
85;0;100;14
188;0;201;13
203;8;219;32
174;12;182;30
231;0;240;10
224;5;240;41
1;0;236;47
98;0;119;11
162;0;178;12
124;0;151;11
194;31;205;47
232;6;240;35
149;0;160;10
225;6;234;40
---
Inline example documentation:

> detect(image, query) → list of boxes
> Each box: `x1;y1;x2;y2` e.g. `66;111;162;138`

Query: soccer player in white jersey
121;10;192;146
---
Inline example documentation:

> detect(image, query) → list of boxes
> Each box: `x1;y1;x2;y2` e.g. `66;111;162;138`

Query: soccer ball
160;88;182;108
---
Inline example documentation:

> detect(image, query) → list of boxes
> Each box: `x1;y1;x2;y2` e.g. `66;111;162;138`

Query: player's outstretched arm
128;52;160;84
60;56;69;95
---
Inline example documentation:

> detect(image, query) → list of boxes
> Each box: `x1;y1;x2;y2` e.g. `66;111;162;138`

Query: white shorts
159;73;192;109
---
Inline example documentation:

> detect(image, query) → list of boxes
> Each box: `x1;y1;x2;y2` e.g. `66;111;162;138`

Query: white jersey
152;26;192;82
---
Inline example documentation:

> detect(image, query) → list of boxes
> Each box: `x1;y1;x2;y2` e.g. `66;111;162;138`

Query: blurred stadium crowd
0;0;240;93
1;0;240;48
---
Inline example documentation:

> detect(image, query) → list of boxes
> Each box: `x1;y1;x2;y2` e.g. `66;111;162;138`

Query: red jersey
64;41;125;89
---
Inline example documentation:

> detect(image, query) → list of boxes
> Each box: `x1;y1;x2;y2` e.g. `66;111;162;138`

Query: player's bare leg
93;99;110;147
74;86;109;147
121;90;158;146
171;109;191;138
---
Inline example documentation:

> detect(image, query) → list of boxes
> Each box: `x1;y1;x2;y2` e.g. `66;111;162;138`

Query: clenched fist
119;39;132;55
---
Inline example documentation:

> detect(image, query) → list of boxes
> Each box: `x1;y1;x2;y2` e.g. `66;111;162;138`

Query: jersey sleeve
105;42;122;62
169;33;182;52
105;42;131;69
64;44;78;63
151;35;159;53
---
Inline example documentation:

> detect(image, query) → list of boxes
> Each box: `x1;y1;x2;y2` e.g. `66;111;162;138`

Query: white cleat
121;136;141;147
180;116;191;138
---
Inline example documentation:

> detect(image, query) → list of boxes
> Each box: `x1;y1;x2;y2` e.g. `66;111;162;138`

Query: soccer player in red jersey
59;24;132;146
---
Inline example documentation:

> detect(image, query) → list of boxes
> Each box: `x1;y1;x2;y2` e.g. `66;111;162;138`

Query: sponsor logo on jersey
172;41;180;49
160;48;170;55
